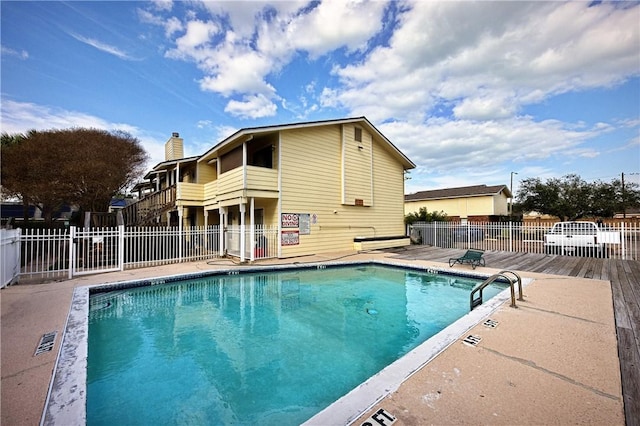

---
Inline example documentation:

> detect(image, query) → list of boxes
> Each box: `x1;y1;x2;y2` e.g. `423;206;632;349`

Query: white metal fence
9;224;281;282
408;221;640;260
1;229;21;288
19;227;71;280
225;225;279;260
125;226;222;269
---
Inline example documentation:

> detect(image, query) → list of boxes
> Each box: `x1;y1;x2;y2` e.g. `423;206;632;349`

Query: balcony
216;166;279;203
176;182;204;206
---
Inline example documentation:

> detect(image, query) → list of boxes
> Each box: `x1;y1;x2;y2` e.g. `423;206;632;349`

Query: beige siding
279;125;406;257
404;195;507;218
493;194;509;215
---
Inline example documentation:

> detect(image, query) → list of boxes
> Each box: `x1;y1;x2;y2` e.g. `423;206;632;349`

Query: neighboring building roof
198;116;416;169
405;184;512;202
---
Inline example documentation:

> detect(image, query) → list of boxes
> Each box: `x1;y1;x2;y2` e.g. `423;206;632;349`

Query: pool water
87;265;505;425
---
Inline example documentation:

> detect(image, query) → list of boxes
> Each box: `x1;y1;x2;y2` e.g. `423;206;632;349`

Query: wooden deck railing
122;185;177;226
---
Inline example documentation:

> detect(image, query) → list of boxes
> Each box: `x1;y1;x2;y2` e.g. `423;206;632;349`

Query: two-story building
404;184;512;222
126;117;415;260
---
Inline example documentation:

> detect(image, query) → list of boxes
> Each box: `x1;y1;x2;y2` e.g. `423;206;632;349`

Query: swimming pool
43;261;515;425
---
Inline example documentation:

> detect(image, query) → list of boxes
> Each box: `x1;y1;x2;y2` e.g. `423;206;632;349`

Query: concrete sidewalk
1;252;624;425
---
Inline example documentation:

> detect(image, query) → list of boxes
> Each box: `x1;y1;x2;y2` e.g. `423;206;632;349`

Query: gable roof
198;116;416;169
405;184;512;202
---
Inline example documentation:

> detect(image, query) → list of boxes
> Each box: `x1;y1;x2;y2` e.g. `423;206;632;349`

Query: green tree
1;128;148;226
515;174;640;220
404;207;447;225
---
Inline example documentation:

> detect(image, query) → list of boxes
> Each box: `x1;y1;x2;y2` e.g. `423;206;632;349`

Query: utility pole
509;171;518;217
622;172;626;219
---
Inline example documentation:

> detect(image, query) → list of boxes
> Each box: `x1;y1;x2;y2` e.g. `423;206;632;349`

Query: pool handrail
470;270;523;310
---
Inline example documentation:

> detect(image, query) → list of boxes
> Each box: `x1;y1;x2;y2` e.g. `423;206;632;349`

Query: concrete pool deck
1;250;624;425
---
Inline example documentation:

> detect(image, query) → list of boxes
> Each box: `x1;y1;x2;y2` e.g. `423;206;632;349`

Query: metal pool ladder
470;270;523;310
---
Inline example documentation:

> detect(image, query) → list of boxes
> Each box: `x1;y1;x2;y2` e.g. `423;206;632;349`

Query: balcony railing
217;166;278;201
124;166;279;225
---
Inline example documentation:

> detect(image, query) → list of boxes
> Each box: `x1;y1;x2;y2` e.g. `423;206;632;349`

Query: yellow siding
465;197;494;215
197;162;217;184
343;124;372;206
279;125;406;257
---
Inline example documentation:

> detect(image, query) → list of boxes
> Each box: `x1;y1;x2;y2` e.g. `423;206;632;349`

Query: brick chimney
165;132;184;161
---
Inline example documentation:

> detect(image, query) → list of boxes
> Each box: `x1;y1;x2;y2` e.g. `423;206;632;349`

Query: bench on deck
449;249;485;269
353;235;410;251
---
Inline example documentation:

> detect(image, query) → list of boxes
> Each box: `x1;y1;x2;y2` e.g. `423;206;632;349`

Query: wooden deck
387;246;640;426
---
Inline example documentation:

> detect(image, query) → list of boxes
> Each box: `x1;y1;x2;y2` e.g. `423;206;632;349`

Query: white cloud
144;0;389;118
453;94;518;120
1;46;29;60
196;120;212;129
284;0;386;59
197;47;277;97
164;17;183;37
329;1;639;121
380;116;605;176
68;32;138;60
132;0;638;185
224;94;277;119
174;19;219;51
151;0;173;12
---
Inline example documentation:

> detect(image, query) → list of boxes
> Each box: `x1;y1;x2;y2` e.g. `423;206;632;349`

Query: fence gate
70;226;124;276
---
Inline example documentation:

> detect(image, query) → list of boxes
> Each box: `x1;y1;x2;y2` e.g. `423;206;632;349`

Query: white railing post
16;229;22;284
240;203;246;263
250;198;255;262
434;222;437;247
219;208;226;257
620;222;626;260
509;222;513;253
68;226;76;279
118;225;125;271
178;208;183;262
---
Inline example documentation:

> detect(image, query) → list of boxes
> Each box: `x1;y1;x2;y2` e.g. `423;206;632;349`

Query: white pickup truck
544;221;621;257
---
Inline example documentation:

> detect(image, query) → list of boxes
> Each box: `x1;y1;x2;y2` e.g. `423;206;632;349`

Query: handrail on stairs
470;270;523;310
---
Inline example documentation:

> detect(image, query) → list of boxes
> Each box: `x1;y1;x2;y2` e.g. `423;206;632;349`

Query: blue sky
2;0;639;195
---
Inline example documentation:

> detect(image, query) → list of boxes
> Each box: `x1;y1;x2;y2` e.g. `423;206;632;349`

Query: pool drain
483;319;499;328
462;335;481;346
35;331;57;356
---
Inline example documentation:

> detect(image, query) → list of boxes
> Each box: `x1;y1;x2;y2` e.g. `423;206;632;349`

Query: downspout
250;197;255;262
277;133;282;258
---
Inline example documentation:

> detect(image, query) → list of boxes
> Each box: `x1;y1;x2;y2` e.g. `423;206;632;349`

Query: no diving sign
360;408;396;426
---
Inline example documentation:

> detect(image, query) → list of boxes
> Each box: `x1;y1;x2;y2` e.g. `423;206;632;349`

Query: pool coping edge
41;260;525;425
